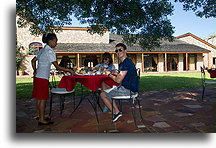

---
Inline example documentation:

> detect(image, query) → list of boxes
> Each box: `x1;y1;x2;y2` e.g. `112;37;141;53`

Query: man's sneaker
112;112;122;122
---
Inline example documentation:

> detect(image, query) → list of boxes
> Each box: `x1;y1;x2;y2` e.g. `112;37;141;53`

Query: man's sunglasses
115;48;124;53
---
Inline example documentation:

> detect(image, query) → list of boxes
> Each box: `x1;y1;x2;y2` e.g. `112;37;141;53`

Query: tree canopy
16;0;215;50
175;0;216;18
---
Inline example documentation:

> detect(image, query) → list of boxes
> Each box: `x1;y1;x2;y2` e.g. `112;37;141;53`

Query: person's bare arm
106;70;127;84
31;56;37;76
52;61;75;75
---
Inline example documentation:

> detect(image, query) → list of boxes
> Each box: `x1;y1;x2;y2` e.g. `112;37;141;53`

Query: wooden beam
141;53;144;73
54;51;210;54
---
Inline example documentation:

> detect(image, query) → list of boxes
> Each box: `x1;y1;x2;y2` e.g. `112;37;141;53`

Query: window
29;42;43;55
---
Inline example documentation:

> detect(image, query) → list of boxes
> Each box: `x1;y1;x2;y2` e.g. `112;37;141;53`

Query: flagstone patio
16;87;215;133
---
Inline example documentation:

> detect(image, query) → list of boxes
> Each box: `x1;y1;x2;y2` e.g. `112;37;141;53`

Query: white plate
75;73;89;76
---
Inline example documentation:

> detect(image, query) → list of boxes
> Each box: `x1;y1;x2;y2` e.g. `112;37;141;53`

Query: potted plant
16;45;26;75
18;66;26;76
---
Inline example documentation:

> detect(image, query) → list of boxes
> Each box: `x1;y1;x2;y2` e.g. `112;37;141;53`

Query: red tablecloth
58;75;118;91
207;69;216;78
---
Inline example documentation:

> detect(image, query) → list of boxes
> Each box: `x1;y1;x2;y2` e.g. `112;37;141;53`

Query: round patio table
58;75;118;123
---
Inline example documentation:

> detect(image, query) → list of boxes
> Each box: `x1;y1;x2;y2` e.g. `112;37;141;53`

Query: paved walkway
16;87;215;133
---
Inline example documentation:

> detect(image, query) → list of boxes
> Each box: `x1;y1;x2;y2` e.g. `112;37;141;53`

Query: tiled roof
176;33;216;49
154;39;210;52
54;34;210;53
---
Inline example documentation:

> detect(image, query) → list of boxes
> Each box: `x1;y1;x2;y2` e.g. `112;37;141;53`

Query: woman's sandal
35;117;51;121
38;121;54;126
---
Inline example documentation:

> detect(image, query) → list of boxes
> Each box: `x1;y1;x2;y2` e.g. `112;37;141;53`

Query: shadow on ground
16;87;216;133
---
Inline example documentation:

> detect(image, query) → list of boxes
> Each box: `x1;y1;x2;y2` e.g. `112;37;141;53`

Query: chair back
127;68;140;98
207;69;216;78
136;68;140;79
136;68;141;96
49;70;57;89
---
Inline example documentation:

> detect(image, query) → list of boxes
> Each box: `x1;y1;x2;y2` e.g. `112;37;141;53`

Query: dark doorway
84;54;98;67
144;54;158;72
167;54;178;71
128;54;137;66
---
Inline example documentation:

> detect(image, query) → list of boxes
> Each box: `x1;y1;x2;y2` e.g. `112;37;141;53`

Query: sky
70;2;216;40
169;2;215;39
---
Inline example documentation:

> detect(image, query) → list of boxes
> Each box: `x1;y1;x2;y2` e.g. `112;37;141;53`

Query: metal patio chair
49;70;75;116
111;68;143;126
200;66;216;101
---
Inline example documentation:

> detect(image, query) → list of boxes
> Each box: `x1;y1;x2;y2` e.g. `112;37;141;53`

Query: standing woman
31;33;74;125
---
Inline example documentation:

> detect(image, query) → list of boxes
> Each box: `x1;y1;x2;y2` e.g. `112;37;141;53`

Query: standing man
100;43;138;122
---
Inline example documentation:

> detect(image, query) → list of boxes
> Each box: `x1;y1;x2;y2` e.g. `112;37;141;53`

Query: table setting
65;66;111;76
57;66;118;123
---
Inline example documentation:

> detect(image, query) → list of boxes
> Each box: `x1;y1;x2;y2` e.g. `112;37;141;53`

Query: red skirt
32;77;49;100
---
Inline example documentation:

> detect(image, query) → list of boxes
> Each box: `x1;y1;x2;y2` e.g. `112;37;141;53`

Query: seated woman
59;56;73;68
58;56;74;75
95;52;116;74
95;52;117;112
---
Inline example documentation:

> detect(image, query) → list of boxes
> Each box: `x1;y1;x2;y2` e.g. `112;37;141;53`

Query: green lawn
16;72;215;99
16;77;90;99
139;72;212;91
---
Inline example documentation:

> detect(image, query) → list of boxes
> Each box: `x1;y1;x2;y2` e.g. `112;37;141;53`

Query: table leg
60;95;65;116
70;84;102;123
94;91;103;112
70;84;84;116
49;93;53;116
87;92;100;123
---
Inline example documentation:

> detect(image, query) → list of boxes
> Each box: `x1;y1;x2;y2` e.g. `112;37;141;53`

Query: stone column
178;53;184;72
77;53;80;68
113;54;119;69
196;53;203;71
208;52;211;68
136;54;142;71
186;53;188;71
202;53;208;68
158;53;164;72
164;53;167;72
112;53;115;64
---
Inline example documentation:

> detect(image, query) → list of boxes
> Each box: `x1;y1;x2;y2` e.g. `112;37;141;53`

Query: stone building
16;23;216;75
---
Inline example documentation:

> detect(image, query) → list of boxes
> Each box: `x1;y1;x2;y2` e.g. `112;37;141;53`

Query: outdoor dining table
58;74;118;122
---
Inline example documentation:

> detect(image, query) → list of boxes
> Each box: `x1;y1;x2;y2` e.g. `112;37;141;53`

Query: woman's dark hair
42;33;57;43
115;43;127;50
101;52;113;65
59;56;72;68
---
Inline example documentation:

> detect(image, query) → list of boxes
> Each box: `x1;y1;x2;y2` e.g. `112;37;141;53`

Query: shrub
16;45;26;70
